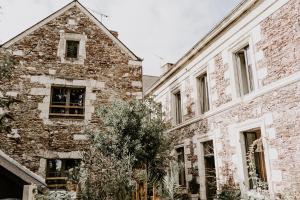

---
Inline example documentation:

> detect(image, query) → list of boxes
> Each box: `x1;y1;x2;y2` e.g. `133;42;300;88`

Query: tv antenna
87;7;109;22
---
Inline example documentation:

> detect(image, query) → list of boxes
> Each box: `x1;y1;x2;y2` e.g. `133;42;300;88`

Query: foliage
0;50;14;79
70;98;170;199
0;51;19;133
161;161;188;200
78;131;136;200
97;98;171;185
35;190;73;200
188;176;200;194
217;184;241;200
246;138;270;200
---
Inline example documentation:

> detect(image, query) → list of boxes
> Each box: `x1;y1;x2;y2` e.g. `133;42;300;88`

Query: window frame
228;36;259;99
196;135;219;200
196;71;210;114
243;129;268;189
49;85;86;119
175;146;186;187
46;159;80;190
65;40;80;59
230;118;273;197
172;89;182;125
234;45;254;96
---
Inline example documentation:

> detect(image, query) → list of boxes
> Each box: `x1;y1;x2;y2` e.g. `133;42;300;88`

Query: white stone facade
147;0;300;198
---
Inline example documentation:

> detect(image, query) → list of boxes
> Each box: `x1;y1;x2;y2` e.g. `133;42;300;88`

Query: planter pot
188;194;199;200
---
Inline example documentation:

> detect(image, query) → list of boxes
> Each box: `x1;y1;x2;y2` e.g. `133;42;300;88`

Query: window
46;159;80;190
50;86;85;119
203;140;217;200
197;72;210;114
176;147;186;187
66;40;79;59
173;91;182;124
243;129;267;189
235;45;254;96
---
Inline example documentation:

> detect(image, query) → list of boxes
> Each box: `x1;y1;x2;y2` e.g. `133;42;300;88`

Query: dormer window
66;40;79;59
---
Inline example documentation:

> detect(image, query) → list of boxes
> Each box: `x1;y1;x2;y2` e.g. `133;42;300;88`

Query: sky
0;0;241;76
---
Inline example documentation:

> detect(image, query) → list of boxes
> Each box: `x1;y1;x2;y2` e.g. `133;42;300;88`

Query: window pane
236;45;254;96
50;86;85;118
244;130;267;189
198;73;209;114
66;40;79;58
174;91;182;124
46;159;80;190
176;147;186;186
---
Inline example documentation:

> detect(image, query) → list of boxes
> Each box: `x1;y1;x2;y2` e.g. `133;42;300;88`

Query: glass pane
66;40;79;58
51;87;67;105
176;147;186;186
70;88;85;106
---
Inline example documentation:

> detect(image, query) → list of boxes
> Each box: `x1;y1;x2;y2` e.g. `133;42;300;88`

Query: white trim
174;143;189;188
167;71;300;132
147;0;289;97
195;134;219;200
228;118;274;198
57;31;87;65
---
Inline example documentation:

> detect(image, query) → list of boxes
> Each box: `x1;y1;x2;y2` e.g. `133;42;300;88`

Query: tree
77;98;171;199
0;50;18;133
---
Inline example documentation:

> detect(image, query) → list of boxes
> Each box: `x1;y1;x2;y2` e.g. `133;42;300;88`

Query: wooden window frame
49;86;85;119
46;159;80;190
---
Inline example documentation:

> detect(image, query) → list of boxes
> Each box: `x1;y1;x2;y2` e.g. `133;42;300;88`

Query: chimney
161;63;174;76
110;30;118;38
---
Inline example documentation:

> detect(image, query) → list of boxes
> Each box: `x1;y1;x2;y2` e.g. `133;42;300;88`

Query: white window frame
171;87;183;125
228;118;273;198
57;31;87;65
196;134;219;200
195;70;211;115
174;144;188;188
228;36;259;99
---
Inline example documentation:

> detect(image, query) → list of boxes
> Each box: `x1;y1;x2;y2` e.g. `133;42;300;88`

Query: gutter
145;0;258;96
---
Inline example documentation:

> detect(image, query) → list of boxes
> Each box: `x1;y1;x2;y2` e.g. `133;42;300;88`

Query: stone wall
152;0;300;197
0;4;142;177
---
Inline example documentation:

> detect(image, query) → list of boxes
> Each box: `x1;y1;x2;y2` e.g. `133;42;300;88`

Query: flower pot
189;193;199;200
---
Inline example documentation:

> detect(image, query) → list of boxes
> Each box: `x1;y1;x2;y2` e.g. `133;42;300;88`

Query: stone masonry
147;0;300;198
0;1;142;182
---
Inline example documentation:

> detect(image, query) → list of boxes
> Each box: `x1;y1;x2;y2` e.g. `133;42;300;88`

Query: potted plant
188;176;200;200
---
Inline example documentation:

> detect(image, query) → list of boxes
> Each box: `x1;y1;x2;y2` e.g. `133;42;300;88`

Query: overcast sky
0;0;240;76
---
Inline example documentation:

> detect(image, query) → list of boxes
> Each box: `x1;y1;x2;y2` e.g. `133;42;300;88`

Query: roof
0;0;142;61
145;0;258;96
142;75;160;93
0;150;46;186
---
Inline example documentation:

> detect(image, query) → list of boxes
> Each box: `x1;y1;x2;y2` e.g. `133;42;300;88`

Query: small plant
161;161;188;200
217;184;241;200
188;176;200;194
246;138;270;200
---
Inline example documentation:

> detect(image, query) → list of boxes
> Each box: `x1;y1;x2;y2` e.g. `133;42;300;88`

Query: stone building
146;0;300;199
0;1;142;199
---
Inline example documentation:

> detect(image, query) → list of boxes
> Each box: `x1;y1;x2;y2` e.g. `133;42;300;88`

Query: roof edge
145;0;258;96
0;150;46;186
0;1;75;48
0;0;142;61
